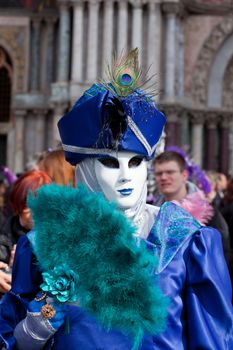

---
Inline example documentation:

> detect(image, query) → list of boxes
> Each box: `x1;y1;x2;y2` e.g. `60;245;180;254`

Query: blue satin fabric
152;228;233;349
58;84;166;165
0;203;232;349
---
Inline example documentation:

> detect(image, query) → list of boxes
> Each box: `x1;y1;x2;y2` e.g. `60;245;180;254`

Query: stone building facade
0;0;233;174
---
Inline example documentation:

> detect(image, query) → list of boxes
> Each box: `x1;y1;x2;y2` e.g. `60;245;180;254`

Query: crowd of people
1;149;233;294
0;150;75;295
0;48;232;349
0;148;233;348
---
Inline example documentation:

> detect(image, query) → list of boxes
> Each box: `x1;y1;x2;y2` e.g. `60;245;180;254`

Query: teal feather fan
28;184;167;349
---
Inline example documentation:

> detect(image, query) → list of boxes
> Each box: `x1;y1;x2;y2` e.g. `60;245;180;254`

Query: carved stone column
34;109;46;153
117;0;128;54
42;17;56;90
180;111;189;147
191;112;204;167
71;0;84;82
166;121;176;146
50;78;69;145
163;104;180;146
147;1;162;91
57;1;71;82
220;115;230;174
14;109;25;173
131;0;143;62
30;17;41;91
86;0;100;81
162;2;180;100
51;103;67;148
102;0;114;73
7;126;15;172
51;0;70;137
176;18;184;98
206;113;218;170
229;119;233;175
176;121;181;146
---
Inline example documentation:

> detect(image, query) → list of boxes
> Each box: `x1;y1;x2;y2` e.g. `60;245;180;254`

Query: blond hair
38;149;75;187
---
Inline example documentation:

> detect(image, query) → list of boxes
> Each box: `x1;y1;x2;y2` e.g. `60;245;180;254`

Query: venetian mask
94;151;147;209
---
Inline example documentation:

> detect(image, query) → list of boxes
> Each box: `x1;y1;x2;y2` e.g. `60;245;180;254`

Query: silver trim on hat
127;116;157;157
62;144;117;155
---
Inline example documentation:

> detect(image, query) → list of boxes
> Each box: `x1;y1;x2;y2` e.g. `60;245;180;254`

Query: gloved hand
0;262;11;293
28;292;66;330
14;292;67;350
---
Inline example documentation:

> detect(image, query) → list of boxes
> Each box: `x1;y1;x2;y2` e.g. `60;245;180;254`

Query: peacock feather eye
100;48;142;97
120;73;133;86
113;51;140;96
100;47;157;99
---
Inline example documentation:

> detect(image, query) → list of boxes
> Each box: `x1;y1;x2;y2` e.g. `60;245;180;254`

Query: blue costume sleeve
11;233;42;295
0;234;42;349
186;227;233;349
150;202;233;349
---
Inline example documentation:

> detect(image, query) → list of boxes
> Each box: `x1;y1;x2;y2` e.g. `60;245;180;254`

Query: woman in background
38;149;75;187
0;170;52;294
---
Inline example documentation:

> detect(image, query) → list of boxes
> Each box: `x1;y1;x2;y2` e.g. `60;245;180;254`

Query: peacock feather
101;48;158;99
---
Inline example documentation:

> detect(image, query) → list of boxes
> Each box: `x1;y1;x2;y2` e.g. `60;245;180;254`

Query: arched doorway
207;33;233;174
0;47;13;165
191;18;233;173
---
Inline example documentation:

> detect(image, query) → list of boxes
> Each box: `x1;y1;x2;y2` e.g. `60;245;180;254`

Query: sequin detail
148;202;201;273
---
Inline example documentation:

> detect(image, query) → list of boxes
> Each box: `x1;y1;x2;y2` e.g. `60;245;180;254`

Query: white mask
94;152;147;209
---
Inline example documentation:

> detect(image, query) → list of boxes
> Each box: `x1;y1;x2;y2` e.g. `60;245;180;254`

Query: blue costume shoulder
148;202;201;273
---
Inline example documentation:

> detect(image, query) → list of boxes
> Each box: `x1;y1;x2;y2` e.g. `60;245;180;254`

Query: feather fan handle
100;48;158;99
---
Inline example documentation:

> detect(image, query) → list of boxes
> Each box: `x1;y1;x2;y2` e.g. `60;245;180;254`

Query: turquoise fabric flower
40;264;79;303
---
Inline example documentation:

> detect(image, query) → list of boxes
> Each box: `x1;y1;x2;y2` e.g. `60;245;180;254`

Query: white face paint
94;152;147;209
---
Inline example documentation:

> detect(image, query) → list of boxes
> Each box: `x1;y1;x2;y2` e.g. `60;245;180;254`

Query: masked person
0;49;232;350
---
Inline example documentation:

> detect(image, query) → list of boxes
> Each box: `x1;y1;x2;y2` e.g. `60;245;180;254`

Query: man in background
153;151;196;206
153;151;231;269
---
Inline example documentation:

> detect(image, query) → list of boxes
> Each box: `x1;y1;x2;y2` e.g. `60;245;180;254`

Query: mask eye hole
98;157;119;169
128;156;143;168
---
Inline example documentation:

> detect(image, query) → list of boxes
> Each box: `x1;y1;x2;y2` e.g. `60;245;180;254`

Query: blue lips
118;189;133;196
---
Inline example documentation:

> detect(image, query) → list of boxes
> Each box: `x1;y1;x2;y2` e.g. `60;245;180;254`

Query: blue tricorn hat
58;50;166;165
